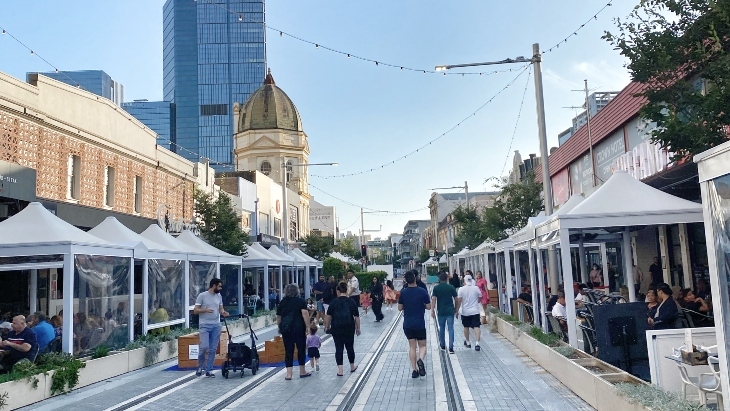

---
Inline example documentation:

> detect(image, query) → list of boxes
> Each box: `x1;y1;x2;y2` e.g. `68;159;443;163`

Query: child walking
306;324;321;372
360;291;372;316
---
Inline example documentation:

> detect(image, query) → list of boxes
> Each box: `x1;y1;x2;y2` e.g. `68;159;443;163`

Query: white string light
543;2;613;54
311;65;531;179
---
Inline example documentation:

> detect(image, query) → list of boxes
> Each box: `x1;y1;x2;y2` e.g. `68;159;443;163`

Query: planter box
493;317;648;411
78;351;130;388
0;371;54;410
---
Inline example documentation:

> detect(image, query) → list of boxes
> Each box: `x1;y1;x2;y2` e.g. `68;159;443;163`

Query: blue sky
0;1;636;238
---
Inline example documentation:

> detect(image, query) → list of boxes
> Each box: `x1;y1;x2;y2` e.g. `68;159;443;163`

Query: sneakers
475;344;481;351
440;345;446;351
416;359;426;377
411;370;419;378
205;372;215;378
315;364;320;372
464;341;471;348
448;347;455;354
195;369;203;377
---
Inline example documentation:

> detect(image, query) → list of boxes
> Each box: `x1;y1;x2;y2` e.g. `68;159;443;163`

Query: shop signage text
612;140;674;181
157;204;200;236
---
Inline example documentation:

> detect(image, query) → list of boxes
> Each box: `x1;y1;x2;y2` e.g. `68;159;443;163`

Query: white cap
0;322;11;330
464;275;474;285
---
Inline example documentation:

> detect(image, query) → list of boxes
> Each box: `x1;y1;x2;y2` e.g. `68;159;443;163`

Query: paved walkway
21;303;594;411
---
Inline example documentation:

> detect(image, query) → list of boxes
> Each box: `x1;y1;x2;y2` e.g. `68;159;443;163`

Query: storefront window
72;255;130;355
220;264;239;311
147;259;185;330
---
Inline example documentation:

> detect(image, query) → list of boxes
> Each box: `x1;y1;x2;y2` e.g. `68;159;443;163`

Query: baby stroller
221;314;260;379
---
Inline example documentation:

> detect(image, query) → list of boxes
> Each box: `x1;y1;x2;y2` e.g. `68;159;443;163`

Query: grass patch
528;326;561;347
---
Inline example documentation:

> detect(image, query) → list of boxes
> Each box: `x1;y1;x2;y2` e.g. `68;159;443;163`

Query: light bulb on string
30;50;34;55
1;29;5;34
315;44;319;48
238;15;243;21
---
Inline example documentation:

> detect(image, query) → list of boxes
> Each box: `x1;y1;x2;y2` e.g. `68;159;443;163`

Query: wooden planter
488;314;648;411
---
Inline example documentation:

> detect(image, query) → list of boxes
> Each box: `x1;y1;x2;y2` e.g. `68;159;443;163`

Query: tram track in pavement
433;319;465;411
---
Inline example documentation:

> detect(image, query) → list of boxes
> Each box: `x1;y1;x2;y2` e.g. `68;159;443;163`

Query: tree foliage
333;237;361;260
193;188;248;256
604;0;730;160
418;247;431;263
300;234;334;260
452;171;543;248
323;257;346;279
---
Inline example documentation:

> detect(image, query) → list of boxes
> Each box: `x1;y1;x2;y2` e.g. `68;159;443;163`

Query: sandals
300;373;312;378
285;377;292;380
350;366;358;373
337;373;344;377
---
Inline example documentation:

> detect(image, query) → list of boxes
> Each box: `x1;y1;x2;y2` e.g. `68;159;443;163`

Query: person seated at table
646;290;659;320
678;288;711;326
573;283;586;307
648;283;678;330
244;280;254;296
0;315;37;373
695;278;711;301
551;291;568;338
149;300;171;335
73;313;92;352
49;315;63;338
27;312;55;354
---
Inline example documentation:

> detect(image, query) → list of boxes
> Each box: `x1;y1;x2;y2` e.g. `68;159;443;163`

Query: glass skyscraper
121;100;176;151
30;70;124;105
163;0;266;171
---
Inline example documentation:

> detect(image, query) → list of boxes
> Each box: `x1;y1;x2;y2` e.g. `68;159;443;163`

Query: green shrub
528;326;561;347
323;257;346;278
92;345;110;359
615;382;710;411
355;271;388;292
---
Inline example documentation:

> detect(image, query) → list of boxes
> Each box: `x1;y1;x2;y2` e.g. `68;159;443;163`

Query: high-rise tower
163;0;266;171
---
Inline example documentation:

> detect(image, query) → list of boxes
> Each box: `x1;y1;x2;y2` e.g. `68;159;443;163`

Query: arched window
260;161;272;176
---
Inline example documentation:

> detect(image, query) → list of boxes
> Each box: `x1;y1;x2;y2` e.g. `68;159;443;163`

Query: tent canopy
266;245;297;265
438;254;447;264
423;257;439;266
89;217;183;260
176;230;241;265
535;171;702;238
249;242;287;265
241;243;275;266
0;202;132;259
290;248;322;267
140;224;217;261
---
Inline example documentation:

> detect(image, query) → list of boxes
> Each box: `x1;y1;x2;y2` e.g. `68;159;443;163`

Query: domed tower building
233;69;311;241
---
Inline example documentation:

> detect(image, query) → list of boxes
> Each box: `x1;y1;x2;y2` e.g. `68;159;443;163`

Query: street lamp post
436;43;561;308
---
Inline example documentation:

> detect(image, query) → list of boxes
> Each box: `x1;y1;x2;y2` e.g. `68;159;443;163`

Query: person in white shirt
346;269;361;307
456;275;483;351
551;291;568;337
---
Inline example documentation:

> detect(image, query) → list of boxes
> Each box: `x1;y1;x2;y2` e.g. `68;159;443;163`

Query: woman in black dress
325;281;361;376
369;277;385;322
276;283;311;380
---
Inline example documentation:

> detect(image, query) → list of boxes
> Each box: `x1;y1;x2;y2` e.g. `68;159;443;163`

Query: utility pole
281;156;289;249
584;79;596;187
464;181;470;209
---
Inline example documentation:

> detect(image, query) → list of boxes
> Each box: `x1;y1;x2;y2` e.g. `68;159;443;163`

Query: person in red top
0;315;37;373
475;271;490;324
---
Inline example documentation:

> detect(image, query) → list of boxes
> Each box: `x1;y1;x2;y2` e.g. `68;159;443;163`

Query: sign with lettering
570;153;594;195
551;168;570;206
157;204;200;236
189;344;199;360
594;130;626;183
612;140;674;180
0;160;36;202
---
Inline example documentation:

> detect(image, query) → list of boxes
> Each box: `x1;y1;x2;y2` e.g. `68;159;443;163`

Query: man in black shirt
449;269;461;289
0;315;37;373
649;257;663;286
517;284;533;304
312;274;329;324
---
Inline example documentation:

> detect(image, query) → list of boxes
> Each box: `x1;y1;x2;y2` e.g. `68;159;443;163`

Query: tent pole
238;265;244;316
62;253;74;354
184;261;190;328
528;242;538;328
600;243;610;290
623;228;637;302
128;258;134;343
263;265;270;310
142;261;149;335
535;244;548;333
559;229;579;347
578;235;588;284
30;269;38;314
504;248;513;315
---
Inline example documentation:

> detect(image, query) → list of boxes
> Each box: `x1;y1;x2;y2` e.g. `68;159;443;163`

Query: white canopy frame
249;243;287;310
532;171;704;348
0;203;135;354
89;217;189;339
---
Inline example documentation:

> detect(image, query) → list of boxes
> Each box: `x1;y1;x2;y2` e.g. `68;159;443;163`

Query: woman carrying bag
325;281;361;376
276;284;311;380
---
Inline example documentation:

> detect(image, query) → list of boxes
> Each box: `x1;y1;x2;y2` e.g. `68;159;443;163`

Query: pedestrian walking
346;269;361;307
475;271;490;324
193;278;230;377
325;281;361;376
306;324;321;372
323;275;336;314
312;274;329;325
457;274;483;351
450;269;461;289
360;291;372;316
369;276;385;322
431;272;458;353
384;280;397;311
398;270;431;378
276;283;311;380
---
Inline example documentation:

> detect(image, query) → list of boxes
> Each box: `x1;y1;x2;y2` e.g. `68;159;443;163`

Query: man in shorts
457;274;482;351
312;274;328;324
398;270;431;378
